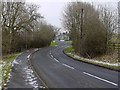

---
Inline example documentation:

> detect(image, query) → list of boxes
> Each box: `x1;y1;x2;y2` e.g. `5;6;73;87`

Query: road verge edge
63;47;120;72
28;48;49;89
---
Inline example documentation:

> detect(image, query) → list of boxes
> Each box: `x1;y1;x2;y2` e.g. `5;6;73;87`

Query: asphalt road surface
7;40;119;89
31;40;119;88
6;49;45;89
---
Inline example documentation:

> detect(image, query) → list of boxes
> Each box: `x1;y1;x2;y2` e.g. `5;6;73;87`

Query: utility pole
26;30;27;49
78;8;84;55
80;8;84;39
9;29;12;53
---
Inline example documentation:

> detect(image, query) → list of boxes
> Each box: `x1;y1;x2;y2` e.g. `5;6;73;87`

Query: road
30;40;119;88
6;49;45;89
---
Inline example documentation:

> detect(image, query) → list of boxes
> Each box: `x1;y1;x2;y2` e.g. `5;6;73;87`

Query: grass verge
64;46;119;71
1;53;21;89
0;64;2;88
64;46;74;53
65;41;72;44
50;41;58;47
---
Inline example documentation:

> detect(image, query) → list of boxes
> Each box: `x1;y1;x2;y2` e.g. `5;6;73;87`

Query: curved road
7;49;45;89
31;41;119;88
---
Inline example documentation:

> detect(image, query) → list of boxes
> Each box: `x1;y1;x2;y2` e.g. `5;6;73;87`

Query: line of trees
1;1;55;55
62;2;118;58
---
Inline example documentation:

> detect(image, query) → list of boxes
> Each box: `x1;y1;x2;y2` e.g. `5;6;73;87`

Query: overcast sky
26;0;119;30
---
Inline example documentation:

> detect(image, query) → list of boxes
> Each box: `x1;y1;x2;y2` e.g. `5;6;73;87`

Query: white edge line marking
62;63;74;69
54;58;59;63
83;72;118;86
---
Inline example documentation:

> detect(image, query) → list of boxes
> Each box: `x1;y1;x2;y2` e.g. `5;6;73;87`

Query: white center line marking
27;54;31;59
83;72;118;86
62;63;74;69
51;55;53;58
50;51;51;55
50;52;60;63
54;58;60;63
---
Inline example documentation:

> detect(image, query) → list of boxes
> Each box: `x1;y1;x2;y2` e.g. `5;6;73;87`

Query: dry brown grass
94;50;118;63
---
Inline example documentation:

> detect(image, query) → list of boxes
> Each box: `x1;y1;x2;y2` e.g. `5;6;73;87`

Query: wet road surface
6;41;119;89
6;49;45;89
30;41;119;88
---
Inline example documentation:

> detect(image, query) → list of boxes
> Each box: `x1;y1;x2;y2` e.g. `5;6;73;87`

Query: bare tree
2;1;42;53
62;2;108;58
0;2;2;59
